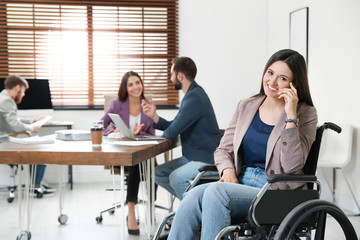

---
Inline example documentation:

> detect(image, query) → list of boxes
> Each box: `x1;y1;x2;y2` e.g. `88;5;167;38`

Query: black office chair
153;122;358;240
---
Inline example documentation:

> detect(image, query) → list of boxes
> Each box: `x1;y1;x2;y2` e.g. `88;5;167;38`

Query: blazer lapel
119;98;130;127
233;96;266;154
265;110;287;169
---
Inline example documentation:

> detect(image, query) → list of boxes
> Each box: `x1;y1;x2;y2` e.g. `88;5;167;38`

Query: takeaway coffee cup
91;120;103;147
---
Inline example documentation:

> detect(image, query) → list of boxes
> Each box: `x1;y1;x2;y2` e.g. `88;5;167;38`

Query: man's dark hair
4;75;29;90
172;57;197;82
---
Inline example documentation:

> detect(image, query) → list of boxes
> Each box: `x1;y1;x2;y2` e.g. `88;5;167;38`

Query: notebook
108;113;165;141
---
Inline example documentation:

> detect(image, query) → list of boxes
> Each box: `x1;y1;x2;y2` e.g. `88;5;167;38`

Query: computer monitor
0;78;54;116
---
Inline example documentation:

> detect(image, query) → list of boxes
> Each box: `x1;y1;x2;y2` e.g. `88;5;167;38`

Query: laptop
108;113;165;141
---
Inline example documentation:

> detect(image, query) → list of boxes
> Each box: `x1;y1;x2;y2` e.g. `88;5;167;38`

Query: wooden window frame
0;0;179;108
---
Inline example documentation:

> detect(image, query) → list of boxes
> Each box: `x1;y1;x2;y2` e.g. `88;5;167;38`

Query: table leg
67;125;73;190
167;150;174;212
16;164;33;240
139;157;156;239
120;166;125;240
58;165;68;225
68;165;73;190
151;157;155;234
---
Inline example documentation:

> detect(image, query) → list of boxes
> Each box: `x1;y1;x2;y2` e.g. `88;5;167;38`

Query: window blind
0;0;178;107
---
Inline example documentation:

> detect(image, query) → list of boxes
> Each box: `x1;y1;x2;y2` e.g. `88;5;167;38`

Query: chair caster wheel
96;216;103;223
7;197;14;203
109;210;115;215
16;230;31;240
58;214;68;225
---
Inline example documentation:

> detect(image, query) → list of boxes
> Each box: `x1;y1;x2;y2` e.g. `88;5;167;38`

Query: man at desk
142;57;222;199
0;75;55;197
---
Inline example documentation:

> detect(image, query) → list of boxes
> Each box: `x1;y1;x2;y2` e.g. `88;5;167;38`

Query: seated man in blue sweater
142;57;222;199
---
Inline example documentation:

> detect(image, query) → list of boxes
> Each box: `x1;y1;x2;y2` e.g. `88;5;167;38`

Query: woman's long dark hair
118;71;145;102
257;49;313;106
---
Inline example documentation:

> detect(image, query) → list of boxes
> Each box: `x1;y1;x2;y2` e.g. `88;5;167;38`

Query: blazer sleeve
140;115;155;136
155;92;203;139
140;127;155;136
1;98;33;133
279;105;318;174
214;100;242;176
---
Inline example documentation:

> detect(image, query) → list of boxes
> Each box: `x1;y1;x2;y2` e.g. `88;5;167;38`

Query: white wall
178;0;268;129
268;0;360;213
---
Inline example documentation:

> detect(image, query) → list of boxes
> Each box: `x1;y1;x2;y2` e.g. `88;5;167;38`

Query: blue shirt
240;110;274;169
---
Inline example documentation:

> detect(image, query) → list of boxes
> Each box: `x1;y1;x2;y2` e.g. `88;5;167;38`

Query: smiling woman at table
101;71;155;235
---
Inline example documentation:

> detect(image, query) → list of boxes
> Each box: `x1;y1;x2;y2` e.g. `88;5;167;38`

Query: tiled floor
0;182;359;240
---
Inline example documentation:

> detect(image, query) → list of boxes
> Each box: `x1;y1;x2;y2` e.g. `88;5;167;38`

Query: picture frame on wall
289;7;309;64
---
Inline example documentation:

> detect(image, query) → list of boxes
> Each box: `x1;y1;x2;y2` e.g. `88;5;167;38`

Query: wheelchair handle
267;174;317;183
323;122;341;133
198;165;217;172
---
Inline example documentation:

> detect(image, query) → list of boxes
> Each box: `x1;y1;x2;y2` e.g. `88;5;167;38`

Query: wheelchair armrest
267;174;317;183
186;165;218;193
198;165;217;172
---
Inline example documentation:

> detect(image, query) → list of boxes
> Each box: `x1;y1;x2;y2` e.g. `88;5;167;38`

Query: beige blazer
214;95;318;189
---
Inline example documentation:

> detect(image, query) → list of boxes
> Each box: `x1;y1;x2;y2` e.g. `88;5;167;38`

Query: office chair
153;122;358;240
316;124;360;214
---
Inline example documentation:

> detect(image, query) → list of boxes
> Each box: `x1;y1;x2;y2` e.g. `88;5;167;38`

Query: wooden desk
0;138;178;240
0;138;177;166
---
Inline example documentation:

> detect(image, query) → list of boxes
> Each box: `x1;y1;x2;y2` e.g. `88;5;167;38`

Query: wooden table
0;138;177;166
0;137;178;240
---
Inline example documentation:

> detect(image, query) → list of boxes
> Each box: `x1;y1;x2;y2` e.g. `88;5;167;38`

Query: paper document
104;139;159;146
9;135;55;144
30;115;53;127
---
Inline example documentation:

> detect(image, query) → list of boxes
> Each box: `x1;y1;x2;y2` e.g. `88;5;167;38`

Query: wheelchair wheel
274;199;358;240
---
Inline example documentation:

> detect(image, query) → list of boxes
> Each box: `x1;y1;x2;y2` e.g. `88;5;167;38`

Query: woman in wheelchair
167;49;318;240
101;71;155;235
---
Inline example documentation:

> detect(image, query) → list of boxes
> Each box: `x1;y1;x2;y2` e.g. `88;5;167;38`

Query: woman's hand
278;82;299;119
133;123;145;136
219;168;238;183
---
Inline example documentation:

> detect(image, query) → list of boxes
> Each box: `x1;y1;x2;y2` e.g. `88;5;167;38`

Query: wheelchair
153;122;358;240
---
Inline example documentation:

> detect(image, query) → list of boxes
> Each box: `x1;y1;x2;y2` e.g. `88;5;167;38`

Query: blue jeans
155;157;217;200
168;167;267;240
29;165;47;186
